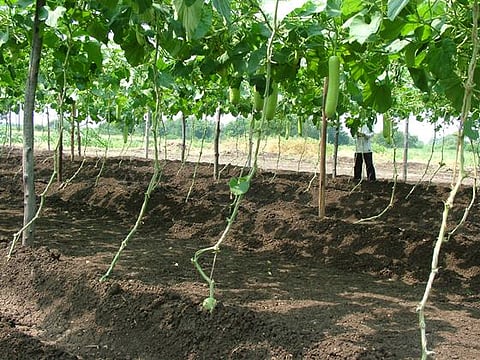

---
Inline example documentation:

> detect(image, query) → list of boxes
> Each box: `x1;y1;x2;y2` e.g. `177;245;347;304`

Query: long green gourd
324;55;340;118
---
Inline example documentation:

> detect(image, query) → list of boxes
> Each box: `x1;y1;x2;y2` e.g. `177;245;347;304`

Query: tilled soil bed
0;148;479;359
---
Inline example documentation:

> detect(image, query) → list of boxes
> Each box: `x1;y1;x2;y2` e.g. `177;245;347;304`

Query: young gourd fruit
297;117;303;136
383;115;392;144
122;124;128;144
265;83;278;121
324;55;340;118
253;88;264;112
229;87;240;105
115;103;121;120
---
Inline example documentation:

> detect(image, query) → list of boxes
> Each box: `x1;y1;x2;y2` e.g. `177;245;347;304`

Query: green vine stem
60;157;87;190
416;2;479;358
270;133;282;182
405;127;439;199
191;191;245;310
94;121;111;187
191;0;280;311
425;130;447;187
60;124;91;189
185;121;208;202
8;169;57;259
100;161;161;281
446;139;478;242
7;129;66;258
297;130;308;173
100;26;164;282
176;115;195;177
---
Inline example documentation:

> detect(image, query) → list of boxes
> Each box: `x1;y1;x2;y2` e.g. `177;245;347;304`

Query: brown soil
0;147;479;360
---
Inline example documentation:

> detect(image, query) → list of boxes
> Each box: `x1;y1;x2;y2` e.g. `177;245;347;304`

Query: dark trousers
354;152;376;181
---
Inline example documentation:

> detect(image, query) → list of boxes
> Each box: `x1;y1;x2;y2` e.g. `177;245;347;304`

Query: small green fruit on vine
383;116;392;144
265;83;278;120
229;87;240;105
253;89;264;112
297;117;303;136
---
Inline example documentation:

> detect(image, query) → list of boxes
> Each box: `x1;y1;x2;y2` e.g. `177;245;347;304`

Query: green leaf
288;0;327;17
0;68;13;85
247;46;266;75
16;0;34;8
464;118;479;141
427;38;456;80
174;0;203;41
122;41;145;67
213;0;230;23
440;76;463;112
45;6;66;28
84;41;103;70
87;20;109;44
387;0;410;21
0;31;8;47
408;68;430;93
345;12;382;44
229;176;250;196
326;0;342;17
363;81;392;113
159;74;175;89
341;0;364;17
135;0;152;14
192;3;212;40
385;38;409;54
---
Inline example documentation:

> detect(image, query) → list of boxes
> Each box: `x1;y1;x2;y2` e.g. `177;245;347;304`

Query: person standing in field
354;124;376;181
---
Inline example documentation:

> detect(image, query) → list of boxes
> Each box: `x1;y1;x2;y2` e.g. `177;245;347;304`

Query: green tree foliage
1;0;479;155
373;131;423;149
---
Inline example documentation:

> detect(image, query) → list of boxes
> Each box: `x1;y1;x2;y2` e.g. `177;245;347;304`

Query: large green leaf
464;117;479;141
408;67;430;93
16;0;34;8
229;176;250;196
174;0;203;41
363;81;392;113
121;32;146;66
87;20;109;44
341;0;363;17
427;38;456;80
387;0;410;21
0;67;14;85
192;3;212;40
326;0;342;17
439;76;464;112
134;0;152;14
288;0;327;17
212;0;230;23
247;46;266;75
84;41;103;70
44;6;66;28
0;31;8;47
345;12;382;44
